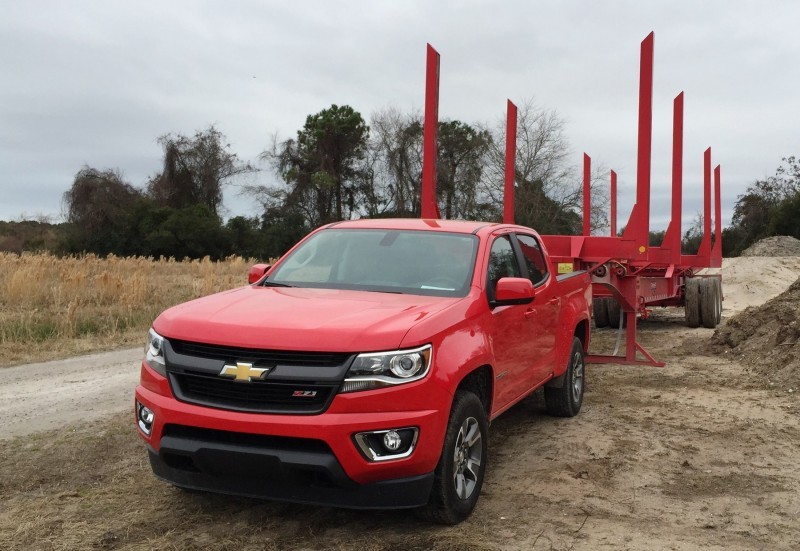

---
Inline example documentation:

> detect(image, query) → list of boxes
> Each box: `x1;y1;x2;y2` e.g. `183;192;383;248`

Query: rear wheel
685;278;701;328
606;299;626;328
415;391;488;525
701;278;721;328
593;298;609;328
545;337;585;417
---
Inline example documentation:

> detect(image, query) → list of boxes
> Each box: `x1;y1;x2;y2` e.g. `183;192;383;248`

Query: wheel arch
455;365;493;417
547;320;589;389
574;318;589;351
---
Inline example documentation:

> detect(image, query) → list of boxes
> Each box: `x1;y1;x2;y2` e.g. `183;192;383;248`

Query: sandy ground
1;256;798;550
700;256;800;314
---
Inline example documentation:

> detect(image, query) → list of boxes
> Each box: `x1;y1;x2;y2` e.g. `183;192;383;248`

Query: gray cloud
2;0;798;233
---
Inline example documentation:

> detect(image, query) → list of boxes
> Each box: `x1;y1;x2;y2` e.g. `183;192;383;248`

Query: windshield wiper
261;281;293;288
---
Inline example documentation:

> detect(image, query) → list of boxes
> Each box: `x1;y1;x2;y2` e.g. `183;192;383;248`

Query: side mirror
494;277;534;306
248;263;272;284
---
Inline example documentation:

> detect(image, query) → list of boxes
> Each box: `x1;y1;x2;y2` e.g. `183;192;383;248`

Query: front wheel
544;337;585;417
415;391;488;525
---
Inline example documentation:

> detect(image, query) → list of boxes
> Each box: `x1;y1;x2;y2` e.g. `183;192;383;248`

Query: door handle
524;308;536;319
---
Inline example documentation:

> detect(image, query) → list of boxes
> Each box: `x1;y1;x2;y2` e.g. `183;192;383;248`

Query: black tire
713;278;723;325
685;278;701;328
544;337;585;417
701;278;721;329
606;298;626;328
593;298;609;328
415;391;488;525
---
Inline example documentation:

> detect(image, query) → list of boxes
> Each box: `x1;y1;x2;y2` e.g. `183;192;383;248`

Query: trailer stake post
711;164;723;267
610;170;617;237
503;100;517;224
661;92;684;264
421;44;441;219
622;32;654;255
583;153;591;236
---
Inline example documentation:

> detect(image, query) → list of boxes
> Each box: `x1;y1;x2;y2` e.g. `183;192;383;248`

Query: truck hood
153;286;462;352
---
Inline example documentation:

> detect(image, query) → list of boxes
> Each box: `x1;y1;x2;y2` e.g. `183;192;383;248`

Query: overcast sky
2;1;798;232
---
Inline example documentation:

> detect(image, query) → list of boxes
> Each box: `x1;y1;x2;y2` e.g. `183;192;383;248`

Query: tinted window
486;235;521;295
516;234;549;285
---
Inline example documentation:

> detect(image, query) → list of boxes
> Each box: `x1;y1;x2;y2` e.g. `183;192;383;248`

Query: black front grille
170;340;351;367
162;424;331;452
170;371;336;414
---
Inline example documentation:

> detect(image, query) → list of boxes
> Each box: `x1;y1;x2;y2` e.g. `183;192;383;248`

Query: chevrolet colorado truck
135;218;592;524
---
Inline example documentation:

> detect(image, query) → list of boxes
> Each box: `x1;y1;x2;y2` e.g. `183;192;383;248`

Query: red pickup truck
135;218;591;524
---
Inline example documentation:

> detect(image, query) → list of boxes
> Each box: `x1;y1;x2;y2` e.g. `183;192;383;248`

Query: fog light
136;401;154;436
353;427;419;462
383;430;402;451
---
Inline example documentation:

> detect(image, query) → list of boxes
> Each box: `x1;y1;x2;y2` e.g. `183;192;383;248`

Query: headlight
340;345;432;393
144;328;166;377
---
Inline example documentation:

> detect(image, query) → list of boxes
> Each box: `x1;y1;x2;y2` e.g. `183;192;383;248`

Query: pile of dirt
741;235;800;257
711;277;800;388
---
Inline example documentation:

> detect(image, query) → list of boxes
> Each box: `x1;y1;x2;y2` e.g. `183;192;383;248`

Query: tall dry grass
0;252;255;366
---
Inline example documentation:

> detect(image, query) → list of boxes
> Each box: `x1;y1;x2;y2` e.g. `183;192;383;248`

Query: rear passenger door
514;233;559;385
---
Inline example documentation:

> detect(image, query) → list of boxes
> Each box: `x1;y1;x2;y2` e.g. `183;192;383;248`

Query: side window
516;234;549;286
487;235;521;295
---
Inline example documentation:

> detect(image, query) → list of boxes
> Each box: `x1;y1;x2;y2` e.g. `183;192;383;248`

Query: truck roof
328;218;505;235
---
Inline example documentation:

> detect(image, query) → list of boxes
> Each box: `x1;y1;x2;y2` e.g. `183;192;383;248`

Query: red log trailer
421;32;724;367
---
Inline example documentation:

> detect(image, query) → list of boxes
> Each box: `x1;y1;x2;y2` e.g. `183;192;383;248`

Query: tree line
54;100;610;260
2;102;796;259
720;156;800;255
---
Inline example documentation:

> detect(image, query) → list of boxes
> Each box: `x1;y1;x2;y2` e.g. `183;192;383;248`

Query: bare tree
366;108;424;217
482;98;609;234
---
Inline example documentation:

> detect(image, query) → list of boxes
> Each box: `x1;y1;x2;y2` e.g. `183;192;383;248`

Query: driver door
485;234;537;411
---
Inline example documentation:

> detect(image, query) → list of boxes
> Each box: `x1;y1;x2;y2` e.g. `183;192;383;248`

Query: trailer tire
701;278;721;329
545;337;585;418
606;299;626;328
714;279;723;325
685;278;701;328
593;298;609;328
415;391;488;525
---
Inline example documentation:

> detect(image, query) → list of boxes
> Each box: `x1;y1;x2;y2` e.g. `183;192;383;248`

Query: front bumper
147;426;434;509
136;362;451;507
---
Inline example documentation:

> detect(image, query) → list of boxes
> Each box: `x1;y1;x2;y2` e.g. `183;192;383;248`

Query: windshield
266;229;478;297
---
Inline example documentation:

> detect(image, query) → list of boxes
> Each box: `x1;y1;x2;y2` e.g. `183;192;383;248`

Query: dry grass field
0;253;254;366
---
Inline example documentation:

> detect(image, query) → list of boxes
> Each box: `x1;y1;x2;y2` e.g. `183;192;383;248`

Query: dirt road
0;347;141;439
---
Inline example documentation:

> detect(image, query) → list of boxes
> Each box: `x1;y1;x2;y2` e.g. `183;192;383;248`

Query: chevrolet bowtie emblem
219;361;270;382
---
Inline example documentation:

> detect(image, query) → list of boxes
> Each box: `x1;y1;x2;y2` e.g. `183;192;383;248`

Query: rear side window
516;234;549;286
486;235;521;295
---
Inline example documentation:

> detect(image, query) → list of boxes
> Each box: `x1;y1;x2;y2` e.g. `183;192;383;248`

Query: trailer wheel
701;278;721;329
593;298;609;328
714;279;723;325
545;337;585;417
685;278;701;328
606;299;626;328
415;390;488;525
